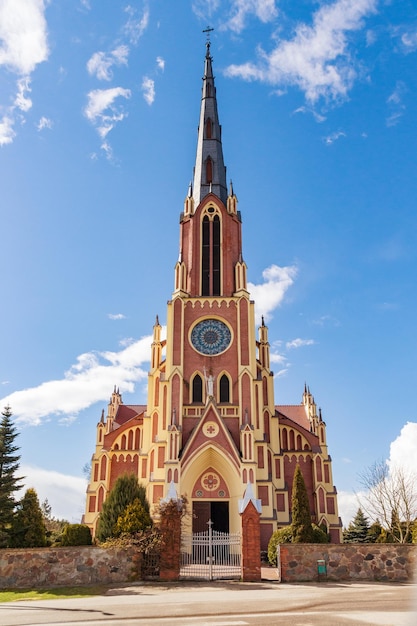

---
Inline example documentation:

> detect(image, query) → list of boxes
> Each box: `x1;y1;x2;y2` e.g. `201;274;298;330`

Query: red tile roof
276;404;310;431
114;404;146;427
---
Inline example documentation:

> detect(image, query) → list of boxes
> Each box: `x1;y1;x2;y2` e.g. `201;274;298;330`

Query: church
84;43;342;549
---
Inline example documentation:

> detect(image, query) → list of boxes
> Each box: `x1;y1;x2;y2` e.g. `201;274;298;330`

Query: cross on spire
202;25;214;43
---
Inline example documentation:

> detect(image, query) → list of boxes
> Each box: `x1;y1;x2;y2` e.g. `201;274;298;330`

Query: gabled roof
114;404;146;427
276;404;310;431
180;400;241;471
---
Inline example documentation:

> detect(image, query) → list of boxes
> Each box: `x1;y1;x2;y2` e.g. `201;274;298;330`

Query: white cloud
225;0;377;103
14;76;32;111
84;87;131;122
123;4;149;45
37;115;53;131
0;334;153;427
248;264;297;324
312;314;340;327
338;422;417;527
108;313;126;320
401;29;417;53
388;422;417;475
20;465;87;522
338;489;364;527
84;87;131;156
156;56;165;71
0;115;15;145
386;80;406;127
286;338;315;350
293;106;327;123
323;130;346;145
192;0;221;21
0;0;49;75
0;0;49;143
225;0;278;34
87;45;129;81
142;76;155;105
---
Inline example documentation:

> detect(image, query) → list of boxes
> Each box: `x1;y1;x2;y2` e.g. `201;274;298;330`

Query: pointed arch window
201;213;221;296
192;374;203;403
219;374;230;403
206;156;213;184
205;118;212;139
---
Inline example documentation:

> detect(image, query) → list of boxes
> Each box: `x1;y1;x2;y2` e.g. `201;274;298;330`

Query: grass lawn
0;585;109;603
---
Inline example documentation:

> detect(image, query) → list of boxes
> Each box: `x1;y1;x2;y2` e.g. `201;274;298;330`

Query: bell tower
145;40;267;535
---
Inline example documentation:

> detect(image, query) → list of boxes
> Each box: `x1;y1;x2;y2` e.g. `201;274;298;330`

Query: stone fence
278;544;416;582
0;546;140;589
1;543;416;589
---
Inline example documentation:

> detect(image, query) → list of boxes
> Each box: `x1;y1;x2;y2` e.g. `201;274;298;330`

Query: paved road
0;581;416;626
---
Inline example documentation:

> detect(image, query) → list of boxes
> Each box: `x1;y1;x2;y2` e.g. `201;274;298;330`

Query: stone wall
1;543;416;589
279;544;417;582
0;546;140;589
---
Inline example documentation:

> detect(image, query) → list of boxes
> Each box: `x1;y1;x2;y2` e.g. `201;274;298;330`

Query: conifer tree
343;507;370;543
11;488;47;548
0;405;23;547
96;474;150;542
114;498;153;536
291;464;314;543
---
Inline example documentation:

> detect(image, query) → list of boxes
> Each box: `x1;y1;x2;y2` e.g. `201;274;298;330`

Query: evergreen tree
11;488;47;548
96;474;150;542
367;520;383;543
291;464;314;543
343;508;370;543
114;498;152;536
0;405;23;547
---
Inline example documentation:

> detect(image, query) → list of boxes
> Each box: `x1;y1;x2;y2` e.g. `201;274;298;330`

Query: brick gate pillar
239;482;262;582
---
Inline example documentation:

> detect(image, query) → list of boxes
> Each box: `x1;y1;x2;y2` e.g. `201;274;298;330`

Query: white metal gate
180;521;241;580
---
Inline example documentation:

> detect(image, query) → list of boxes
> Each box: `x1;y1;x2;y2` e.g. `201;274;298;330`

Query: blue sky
1;0;416;526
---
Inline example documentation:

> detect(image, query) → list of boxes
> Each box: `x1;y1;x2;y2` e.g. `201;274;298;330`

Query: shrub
114;498;152;536
96;474;150;542
60;524;92;546
267;527;292;565
11;488;47;548
312;524;330;543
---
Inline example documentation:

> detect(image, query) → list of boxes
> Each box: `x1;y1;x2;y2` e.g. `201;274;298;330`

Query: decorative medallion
203;421;219;438
190;319;231;355
201;472;220;492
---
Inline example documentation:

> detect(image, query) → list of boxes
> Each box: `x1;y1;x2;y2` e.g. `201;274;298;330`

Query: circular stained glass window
190;319;231;355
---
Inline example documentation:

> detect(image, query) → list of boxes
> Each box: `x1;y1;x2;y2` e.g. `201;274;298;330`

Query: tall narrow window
219;374;229;403
201;212;221;296
206;156;213;184
192;375;203;403
202;216;210;295
205;118;212;139
212;216;220;295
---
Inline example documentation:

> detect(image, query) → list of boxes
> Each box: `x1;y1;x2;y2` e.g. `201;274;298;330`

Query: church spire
192;41;227;206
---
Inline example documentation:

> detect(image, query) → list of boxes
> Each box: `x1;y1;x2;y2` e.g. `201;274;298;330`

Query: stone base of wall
279;544;416;583
0;546;139;589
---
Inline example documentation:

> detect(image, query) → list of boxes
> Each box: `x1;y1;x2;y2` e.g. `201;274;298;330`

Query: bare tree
359;460;417;543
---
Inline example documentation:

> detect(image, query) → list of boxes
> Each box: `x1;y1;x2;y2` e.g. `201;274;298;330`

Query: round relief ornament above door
190;319;231;355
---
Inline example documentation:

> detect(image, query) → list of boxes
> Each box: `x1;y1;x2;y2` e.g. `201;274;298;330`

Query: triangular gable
180;400;241;471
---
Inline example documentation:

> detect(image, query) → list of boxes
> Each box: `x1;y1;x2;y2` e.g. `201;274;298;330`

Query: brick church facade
84;43;343;548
